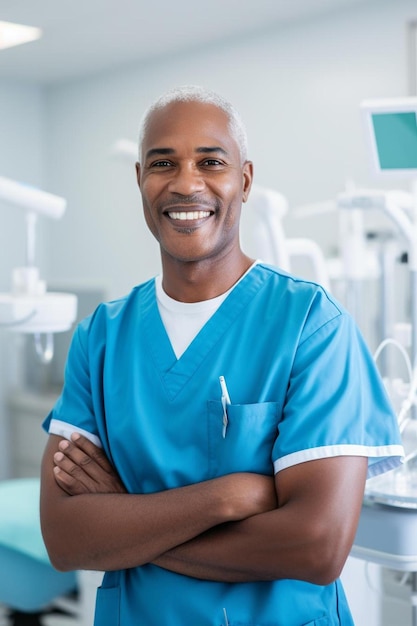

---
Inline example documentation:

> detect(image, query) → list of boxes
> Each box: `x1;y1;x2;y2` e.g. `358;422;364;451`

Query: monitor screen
361;98;417;178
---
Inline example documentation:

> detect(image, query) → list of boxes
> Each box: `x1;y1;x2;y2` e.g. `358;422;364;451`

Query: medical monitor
361;97;417;179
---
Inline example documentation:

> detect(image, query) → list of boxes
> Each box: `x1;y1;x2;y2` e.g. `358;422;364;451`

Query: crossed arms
40;433;367;585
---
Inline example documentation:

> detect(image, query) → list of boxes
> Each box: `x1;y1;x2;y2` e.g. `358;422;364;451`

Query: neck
160;250;254;303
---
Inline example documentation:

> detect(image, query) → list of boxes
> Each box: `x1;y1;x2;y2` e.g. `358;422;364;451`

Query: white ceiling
0;0;375;84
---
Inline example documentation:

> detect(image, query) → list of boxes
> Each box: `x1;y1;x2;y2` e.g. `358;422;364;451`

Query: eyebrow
196;146;229;157
144;147;174;161
144;146;229;160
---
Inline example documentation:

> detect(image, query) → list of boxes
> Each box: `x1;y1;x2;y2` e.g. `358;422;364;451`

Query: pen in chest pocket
219;375;231;438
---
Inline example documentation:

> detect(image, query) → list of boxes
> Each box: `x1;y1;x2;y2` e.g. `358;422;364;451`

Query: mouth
166;210;212;221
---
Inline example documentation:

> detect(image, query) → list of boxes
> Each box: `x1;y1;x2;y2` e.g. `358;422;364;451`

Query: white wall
0;79;45;477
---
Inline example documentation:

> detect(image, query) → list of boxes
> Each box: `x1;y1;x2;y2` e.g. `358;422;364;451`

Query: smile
167;211;211;221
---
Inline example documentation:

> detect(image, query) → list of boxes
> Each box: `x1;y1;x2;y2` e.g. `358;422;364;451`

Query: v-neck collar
142;264;268;400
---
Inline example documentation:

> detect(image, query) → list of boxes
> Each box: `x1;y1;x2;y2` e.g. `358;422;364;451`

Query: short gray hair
138;85;248;163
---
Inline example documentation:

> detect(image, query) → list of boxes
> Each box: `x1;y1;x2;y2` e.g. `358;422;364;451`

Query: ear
135;162;141;189
241;161;253;203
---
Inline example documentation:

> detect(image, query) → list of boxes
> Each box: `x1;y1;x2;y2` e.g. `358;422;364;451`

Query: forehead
142;101;239;159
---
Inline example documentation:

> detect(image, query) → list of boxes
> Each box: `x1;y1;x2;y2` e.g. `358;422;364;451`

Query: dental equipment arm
337;188;417;372
285;237;331;291
0;175;77;362
243;184;331;289
337;189;417;269
0;176;66;220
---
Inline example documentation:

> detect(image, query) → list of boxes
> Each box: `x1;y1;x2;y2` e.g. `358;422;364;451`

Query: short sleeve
272;299;403;479
42;318;102;447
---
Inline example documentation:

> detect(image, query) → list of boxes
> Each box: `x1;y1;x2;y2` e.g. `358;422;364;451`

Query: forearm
40;435;276;572
41;481;233;572
154;506;327;584
154;457;368;585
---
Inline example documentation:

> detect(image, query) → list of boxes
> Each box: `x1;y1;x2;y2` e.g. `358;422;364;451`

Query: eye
151;160;173;167
201;159;223;167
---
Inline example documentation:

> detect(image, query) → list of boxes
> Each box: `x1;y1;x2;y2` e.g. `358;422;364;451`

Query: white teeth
168;211;211;221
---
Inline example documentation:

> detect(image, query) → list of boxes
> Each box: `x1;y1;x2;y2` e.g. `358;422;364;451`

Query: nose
167;162;205;195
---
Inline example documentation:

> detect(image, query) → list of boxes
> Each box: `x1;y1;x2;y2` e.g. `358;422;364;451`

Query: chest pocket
207;400;279;477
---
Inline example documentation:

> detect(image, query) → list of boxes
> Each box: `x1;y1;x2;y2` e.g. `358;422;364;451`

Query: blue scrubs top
43;263;403;626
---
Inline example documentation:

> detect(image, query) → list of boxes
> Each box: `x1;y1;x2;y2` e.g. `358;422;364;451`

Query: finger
53;463;91;496
54;449;127;495
70;433;113;473
54;448;99;490
57;438;108;481
56;439;123;491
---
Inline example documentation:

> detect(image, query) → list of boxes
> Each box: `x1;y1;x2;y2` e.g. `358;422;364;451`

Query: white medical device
0;176;77;362
243;184;331;290
349;101;417;626
359;97;417;357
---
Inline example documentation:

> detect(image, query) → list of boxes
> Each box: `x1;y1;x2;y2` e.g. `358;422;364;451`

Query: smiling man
137;95;253;301
40;86;403;626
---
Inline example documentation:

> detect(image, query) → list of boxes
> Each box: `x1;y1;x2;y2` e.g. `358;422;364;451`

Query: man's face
136;101;252;265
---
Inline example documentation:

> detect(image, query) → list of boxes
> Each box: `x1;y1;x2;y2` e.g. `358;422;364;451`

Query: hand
53;433;127;496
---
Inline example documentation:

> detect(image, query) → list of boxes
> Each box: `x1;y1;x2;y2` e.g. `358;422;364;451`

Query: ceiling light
0;20;42;51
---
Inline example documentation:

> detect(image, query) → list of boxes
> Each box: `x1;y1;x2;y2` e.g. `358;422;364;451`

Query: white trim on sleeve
48;419;103;448
273;444;404;478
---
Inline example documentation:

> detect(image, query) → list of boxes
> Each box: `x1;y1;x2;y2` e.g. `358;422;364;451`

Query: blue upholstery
0;478;77;612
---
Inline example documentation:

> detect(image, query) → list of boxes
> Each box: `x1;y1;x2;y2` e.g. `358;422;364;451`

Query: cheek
140;180;159;221
142;207;153;230
139;179;153;206
222;176;246;207
145;214;161;244
223;184;244;221
140;198;160;241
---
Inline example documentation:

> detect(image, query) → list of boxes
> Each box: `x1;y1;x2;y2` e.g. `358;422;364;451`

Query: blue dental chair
0;478;77;625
